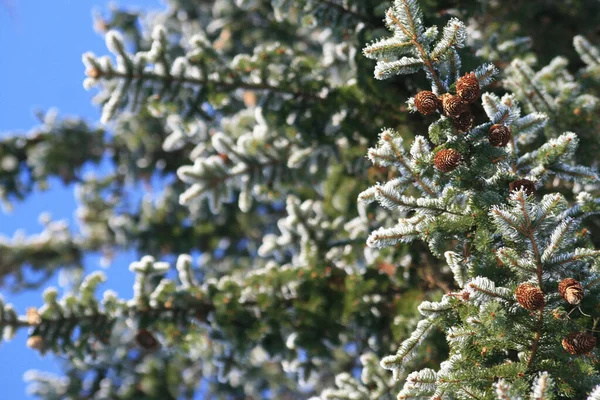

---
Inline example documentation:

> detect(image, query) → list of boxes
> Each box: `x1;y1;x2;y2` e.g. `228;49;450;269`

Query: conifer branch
386;7;444;90
374;187;463;216
491;208;528;237
574;36;600;69
508;61;555;114
364;3;600;391
97;69;324;102
526;310;544;370
381;134;436;196
515;192;546;371
550;249;600;267
466;282;512;303
460;386;482;400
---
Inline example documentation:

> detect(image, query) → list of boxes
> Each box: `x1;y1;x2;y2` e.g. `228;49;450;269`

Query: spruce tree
1;0;600;399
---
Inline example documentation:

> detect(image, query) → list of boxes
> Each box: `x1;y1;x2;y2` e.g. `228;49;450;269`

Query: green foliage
3;0;600;399
503;48;600;165
362;0;600;398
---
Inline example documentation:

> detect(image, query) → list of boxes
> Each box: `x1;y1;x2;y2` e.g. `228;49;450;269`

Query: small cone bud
93;17;109;33
27;335;45;350
515;283;545;310
414;91;441;115
488;124;512;147
440;94;467;118
453;110;474;132
26;308;41;325
85;67;101;79
135;329;160;351
558;278;584;305
434;149;461;172
217;153;229;163
509;179;536;196
562;332;597;355
456;72;481;103
243;91;257;107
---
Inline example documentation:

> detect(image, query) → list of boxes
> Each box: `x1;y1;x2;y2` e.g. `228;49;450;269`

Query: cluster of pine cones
413;72;597;355
414;72;537;198
515;279;597;355
414;72;513;173
414;72;480;132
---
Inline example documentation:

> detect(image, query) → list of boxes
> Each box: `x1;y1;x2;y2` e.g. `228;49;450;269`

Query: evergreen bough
360;0;600;398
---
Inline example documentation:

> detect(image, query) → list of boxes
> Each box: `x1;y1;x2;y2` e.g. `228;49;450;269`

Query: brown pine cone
135;329;161;351
440;94;467;118
414;91;441;115
434;149;461;172
515;283;545;310
456;72;480;103
562;332;597;355
558;278;584;305
509;179;536;196
488;124;512;147
453;110;474;132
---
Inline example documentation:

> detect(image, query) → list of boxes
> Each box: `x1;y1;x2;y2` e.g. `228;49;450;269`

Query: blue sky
0;0;161;398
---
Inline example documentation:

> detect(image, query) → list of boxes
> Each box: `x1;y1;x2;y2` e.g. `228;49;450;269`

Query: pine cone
453;110;474;132
440;94;467;118
488;124;512;147
515;283;545;310
558;278;584;305
562;332;597;355
414;91;441;115
456;72;480;103
434;149;461;172
509;179;536;196
135;329;161;351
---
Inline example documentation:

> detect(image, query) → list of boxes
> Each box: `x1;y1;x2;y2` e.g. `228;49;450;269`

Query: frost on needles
360;0;600;398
